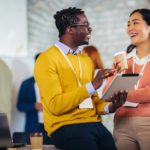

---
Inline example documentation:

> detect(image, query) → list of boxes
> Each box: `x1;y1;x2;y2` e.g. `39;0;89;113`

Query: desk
8;145;60;150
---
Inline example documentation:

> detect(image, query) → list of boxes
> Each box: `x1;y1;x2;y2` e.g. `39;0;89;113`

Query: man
34;7;122;150
17;53;53;144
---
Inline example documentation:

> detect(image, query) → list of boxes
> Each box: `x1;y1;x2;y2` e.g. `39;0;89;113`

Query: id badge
79;97;93;109
123;101;139;107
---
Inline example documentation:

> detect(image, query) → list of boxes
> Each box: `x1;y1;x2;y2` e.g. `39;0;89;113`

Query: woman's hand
108;90;128;113
113;61;122;73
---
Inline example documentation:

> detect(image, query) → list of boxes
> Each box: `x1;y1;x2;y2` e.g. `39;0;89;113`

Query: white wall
0;0;32;134
0;0;27;56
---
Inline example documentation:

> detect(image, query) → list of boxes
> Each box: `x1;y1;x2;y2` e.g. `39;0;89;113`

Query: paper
123;101;139;107
79;97;93;108
97;79;107;99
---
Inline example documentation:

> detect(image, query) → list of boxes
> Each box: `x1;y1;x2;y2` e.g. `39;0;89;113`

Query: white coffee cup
114;51;128;71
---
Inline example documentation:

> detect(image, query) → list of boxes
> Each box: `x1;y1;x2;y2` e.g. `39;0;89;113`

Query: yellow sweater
34;46;108;135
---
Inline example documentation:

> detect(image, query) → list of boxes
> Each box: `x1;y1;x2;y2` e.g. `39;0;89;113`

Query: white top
34;82;43;123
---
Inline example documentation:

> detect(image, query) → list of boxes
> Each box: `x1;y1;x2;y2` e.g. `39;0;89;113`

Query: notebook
0;113;25;149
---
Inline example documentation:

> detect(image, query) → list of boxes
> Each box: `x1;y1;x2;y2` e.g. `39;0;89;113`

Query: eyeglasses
70;23;90;28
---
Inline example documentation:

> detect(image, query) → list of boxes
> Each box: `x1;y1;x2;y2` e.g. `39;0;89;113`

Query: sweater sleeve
127;83;150;103
92;93;110;114
96;100;110;115
34;53;90;116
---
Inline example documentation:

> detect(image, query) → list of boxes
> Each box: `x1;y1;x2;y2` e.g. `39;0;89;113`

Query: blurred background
0;0;150;134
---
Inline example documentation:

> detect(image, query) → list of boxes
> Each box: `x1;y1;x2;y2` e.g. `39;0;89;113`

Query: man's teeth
87;34;91;38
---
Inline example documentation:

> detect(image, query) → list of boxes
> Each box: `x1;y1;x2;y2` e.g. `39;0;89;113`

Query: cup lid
30;132;42;136
114;51;126;56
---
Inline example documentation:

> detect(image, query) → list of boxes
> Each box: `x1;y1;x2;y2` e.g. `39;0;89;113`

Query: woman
83;45;104;70
113;9;150;150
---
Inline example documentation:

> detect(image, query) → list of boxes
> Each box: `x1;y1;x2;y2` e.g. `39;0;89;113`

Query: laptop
0;113;26;149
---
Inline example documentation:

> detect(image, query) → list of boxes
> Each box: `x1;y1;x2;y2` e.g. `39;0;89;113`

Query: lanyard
133;58;149;89
55;44;82;87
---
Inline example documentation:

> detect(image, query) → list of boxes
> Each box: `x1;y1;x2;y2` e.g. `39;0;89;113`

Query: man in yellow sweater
34;7;122;150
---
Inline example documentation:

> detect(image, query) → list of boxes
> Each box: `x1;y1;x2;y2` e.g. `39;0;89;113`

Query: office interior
0;0;150;135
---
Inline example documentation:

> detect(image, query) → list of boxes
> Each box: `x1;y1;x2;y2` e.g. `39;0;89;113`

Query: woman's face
127;12;150;46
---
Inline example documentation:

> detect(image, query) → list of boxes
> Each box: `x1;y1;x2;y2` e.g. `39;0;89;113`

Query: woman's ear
148;26;150;34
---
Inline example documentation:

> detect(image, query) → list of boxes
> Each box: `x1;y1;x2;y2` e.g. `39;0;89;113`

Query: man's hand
108;90;128;113
92;69;115;90
35;102;43;111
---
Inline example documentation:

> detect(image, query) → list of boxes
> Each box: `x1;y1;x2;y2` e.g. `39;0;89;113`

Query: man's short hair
54;7;84;37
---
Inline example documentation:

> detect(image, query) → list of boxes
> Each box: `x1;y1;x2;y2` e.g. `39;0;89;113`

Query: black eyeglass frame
70;23;90;28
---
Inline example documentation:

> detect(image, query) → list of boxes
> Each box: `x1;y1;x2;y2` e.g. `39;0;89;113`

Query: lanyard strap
77;55;82;86
55;44;82;87
133;58;149;89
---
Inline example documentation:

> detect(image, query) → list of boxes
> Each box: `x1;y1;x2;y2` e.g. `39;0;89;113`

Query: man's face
71;14;92;46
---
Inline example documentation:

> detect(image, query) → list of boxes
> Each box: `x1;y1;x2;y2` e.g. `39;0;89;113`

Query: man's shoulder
40;45;59;57
45;45;60;54
40;45;62;61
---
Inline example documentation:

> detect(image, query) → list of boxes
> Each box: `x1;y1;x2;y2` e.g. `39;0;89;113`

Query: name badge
123;101;139;107
79;97;93;109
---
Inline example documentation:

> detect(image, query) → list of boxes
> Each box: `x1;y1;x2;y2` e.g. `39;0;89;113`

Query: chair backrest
12;132;30;144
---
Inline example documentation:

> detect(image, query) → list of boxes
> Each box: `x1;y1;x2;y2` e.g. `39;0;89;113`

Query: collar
127;48;150;65
55;41;81;54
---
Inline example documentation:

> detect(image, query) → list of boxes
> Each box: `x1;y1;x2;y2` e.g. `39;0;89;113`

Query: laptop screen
0;113;13;147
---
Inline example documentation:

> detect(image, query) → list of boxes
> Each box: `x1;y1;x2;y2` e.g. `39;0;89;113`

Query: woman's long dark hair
127;8;150;53
126;44;136;53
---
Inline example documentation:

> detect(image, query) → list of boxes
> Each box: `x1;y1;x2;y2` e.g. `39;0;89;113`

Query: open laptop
0;113;25;149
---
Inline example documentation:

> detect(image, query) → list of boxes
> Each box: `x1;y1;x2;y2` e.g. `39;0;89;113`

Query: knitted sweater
34;45;109;135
